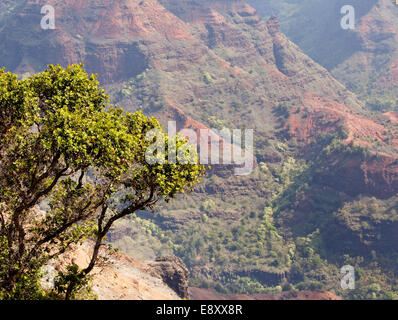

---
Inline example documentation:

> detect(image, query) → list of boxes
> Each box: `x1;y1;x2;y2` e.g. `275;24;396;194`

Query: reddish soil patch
384;111;398;124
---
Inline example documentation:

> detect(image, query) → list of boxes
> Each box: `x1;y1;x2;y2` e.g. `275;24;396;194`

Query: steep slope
248;0;398;107
1;0;398;299
41;242;186;300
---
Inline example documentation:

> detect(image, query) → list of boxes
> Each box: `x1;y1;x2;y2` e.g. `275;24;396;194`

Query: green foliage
54;264;92;300
366;98;396;112
275;103;290;118
203;71;214;85
0;64;205;299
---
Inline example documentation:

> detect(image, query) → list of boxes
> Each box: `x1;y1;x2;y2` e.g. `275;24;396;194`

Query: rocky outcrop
147;256;190;299
46;243;186;300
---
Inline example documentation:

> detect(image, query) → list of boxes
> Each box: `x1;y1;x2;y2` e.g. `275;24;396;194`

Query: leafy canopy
0;64;205;299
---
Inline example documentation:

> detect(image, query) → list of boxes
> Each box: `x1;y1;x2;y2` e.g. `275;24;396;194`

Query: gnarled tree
0;64;205;300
